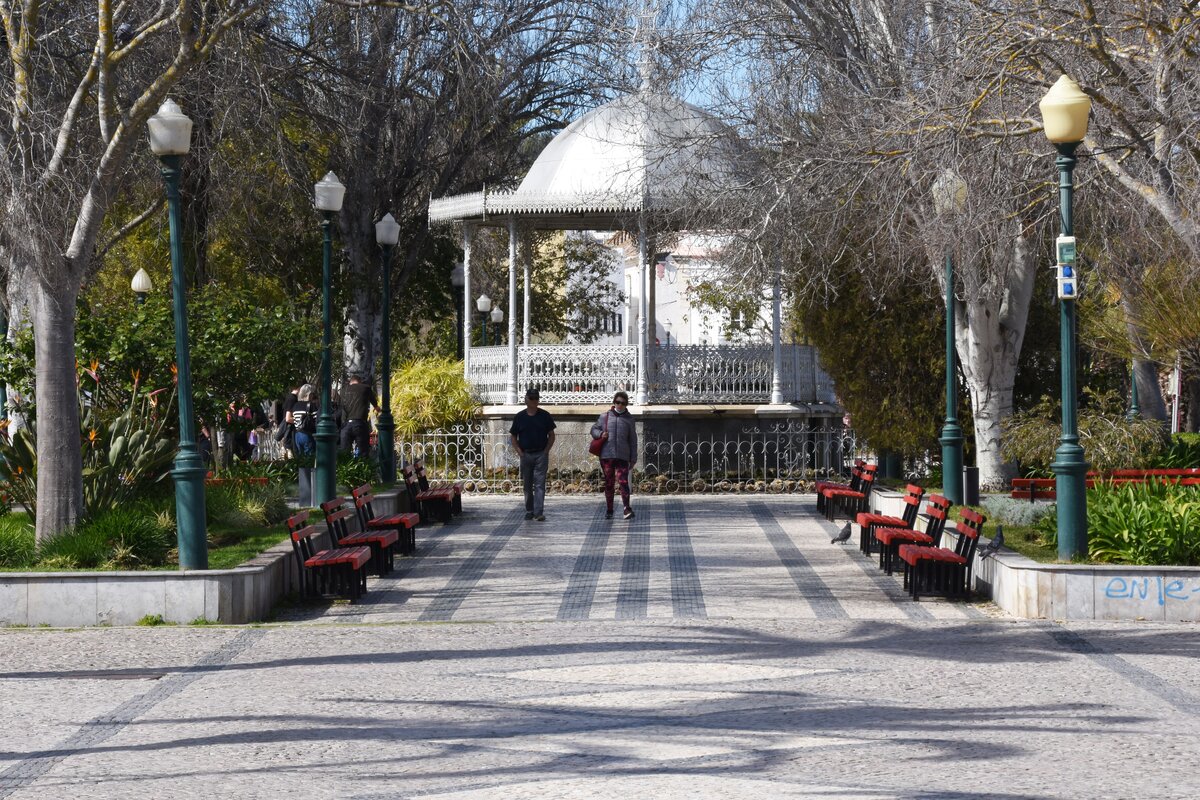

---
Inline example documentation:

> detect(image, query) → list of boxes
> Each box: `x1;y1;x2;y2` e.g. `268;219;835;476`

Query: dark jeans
340;419;370;457
520;450;549;515
601;458;631;512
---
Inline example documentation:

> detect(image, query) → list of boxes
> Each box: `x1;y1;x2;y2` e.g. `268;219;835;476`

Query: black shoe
623;508;634;520
535;514;546;522
524;512;534;520
605;511;613;520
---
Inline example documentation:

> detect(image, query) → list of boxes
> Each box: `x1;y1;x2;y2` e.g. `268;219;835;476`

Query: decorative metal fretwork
398;421;862;495
520;345;638;403
466;343;836;406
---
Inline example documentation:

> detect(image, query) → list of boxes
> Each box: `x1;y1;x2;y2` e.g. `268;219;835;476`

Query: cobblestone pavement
2;496;1198;799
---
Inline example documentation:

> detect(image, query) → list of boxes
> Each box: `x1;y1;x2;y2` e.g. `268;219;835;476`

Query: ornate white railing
466;343;835;406
520;345;638;403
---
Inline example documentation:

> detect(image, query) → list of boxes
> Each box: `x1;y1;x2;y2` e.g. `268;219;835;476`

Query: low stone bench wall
870;487;1200;622
0;489;403;627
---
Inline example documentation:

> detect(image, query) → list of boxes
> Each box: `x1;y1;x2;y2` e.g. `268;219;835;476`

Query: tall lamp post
131;268;153;306
451;263;465;359
1126;361;1141;420
1039;74;1092;561
375;213;400;484
147;99;207;570
477;294;492;346
314;172;346;506
932;169;967;505
491;306;504;345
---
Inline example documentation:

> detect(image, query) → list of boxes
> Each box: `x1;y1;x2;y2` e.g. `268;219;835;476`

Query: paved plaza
1;496;1198;798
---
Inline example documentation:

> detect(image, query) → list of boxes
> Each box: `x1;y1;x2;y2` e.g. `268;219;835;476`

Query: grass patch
206;523;289;570
136;614;170;626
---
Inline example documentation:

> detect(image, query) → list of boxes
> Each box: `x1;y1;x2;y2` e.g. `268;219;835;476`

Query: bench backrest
400;463;422;505
952;508;986;563
323;507;355;546
286;511;310;535
921;494;950;545
414;460;431;491
319;497;345;516
900;484;925;526
289;523;323;565
858;465;878;491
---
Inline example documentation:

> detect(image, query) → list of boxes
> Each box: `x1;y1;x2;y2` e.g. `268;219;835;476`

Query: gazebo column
770;253;785;405
522;228;531;346
635;215;650;405
462;224;474;381
507;217;519;404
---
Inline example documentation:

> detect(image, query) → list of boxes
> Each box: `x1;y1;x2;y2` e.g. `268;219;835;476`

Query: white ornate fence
398;421;863;494
467;343;835;405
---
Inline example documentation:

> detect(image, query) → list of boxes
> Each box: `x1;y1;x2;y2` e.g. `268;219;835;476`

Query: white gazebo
429;88;837;413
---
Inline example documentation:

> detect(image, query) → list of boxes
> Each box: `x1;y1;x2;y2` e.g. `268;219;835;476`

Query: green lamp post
314;171;346;506
375;212;401;484
932;169;968;505
477;294;492;346
147;99;207;570
1039;74;1092;561
1127;361;1141;420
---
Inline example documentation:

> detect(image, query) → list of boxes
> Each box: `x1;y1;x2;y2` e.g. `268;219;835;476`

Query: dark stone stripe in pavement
336;517;465;622
557;505;612;621
615;503;650;620
0;629;265;798
664;499;706;619
747;501;849;620
418;508;524;622
807;508;934;621
1041;623;1200;716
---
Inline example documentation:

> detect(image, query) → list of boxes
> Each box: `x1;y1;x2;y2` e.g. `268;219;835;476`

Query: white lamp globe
131;268;153;294
375;213;400;246
147;99;193;156
932;169;968;216
476;294;492;313
490;307;504;324
314;172;346;212
1039;75;1092;144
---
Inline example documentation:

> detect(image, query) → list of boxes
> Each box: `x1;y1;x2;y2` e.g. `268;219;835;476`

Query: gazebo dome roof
428;89;748;228
516;91;741;200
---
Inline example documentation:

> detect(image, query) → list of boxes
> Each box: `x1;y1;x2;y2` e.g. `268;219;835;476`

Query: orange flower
131;369;141;386
87;429;99;446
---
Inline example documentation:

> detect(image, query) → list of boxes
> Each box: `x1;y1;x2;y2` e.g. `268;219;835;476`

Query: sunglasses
613;399;627;405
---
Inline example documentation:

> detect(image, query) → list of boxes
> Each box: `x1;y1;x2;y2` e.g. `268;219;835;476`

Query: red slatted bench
414;460;463;515
402;463;454;524
351;483;418;555
821;464;877;521
815;459;867;514
899;508;985;602
320;498;399;577
287;512;370;602
875;494;950;575
857;483;925;555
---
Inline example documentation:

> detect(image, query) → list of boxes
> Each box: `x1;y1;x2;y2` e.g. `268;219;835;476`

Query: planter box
0;489;403;627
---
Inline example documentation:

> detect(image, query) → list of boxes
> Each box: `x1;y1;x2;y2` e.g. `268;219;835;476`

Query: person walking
339;374;379;458
289;384;319;456
510;387;556;521
591;390;638;520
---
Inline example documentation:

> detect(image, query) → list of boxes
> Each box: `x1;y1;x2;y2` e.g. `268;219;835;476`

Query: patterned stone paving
1;496;1197;799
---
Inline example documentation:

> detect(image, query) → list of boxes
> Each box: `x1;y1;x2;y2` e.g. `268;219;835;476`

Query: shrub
981;496;1057;528
1086;481;1200;566
389;357;480;436
37;526;112;569
36;508;172;569
0;516;35;568
337;456;378;493
1156;433;1200;469
1002;389;1166;474
206;485;242;526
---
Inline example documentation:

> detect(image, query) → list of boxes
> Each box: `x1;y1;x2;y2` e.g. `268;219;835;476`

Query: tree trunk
30;277;83;543
1120;292;1168;422
951;232;1038;491
1186;376;1200;434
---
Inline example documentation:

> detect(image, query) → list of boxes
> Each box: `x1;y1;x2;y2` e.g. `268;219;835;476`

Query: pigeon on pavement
978;526;1005;560
831;522;852;544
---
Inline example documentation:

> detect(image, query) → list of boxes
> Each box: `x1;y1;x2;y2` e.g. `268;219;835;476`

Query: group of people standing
509;388;638;522
277;374;380;458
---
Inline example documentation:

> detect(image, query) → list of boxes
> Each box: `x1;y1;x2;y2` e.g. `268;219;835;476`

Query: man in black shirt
509;387;556;521
339;374;380;458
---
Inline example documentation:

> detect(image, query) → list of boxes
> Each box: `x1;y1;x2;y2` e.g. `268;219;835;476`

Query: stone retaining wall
871;488;1200;622
0;489;402;627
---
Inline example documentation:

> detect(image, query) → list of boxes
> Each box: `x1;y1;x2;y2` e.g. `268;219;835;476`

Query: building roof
429;90;747;229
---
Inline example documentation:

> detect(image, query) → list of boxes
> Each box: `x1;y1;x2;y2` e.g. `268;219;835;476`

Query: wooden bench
350;483;418;555
856;483;925;555
1013;469;1200;499
875;494;951;576
320;498;399;577
414;460;463;515
820;463;877;521
287;511;371;602
402;463;454;524
899;508;985;602
815;459;867;514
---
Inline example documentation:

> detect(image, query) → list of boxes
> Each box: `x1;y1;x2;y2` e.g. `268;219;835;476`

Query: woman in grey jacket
591;391;638;519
